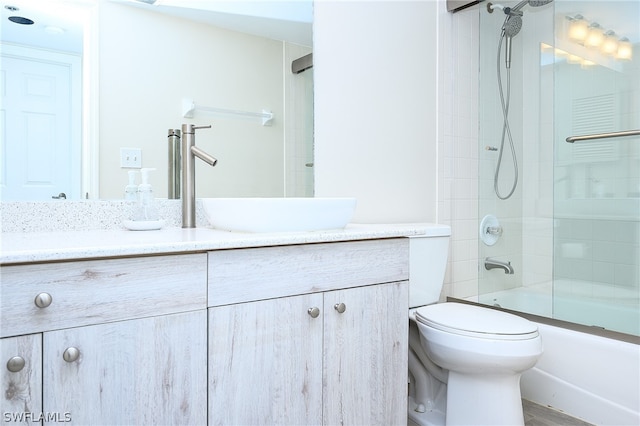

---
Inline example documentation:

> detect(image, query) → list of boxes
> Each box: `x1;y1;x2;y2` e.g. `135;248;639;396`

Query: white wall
313;0;439;224
312;0;484;299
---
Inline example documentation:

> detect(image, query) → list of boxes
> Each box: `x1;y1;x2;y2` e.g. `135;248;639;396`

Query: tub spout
484;257;514;274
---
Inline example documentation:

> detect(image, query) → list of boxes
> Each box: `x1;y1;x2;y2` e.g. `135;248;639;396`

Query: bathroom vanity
0;224;424;425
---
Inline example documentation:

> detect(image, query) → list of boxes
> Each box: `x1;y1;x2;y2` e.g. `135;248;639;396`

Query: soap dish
123;219;165;231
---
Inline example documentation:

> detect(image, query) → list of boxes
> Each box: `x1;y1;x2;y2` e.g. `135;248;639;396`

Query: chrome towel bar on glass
566;129;640;143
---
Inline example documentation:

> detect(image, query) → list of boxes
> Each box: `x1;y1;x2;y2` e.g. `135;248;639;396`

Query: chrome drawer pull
6;356;25;373
63;347;80;363
34;292;53;308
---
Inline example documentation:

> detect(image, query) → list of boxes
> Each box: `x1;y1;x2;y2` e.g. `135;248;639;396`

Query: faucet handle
182;124;212;133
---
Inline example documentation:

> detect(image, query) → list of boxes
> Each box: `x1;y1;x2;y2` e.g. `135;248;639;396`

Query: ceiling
1;0;85;52
0;0;313;54
111;0;313;46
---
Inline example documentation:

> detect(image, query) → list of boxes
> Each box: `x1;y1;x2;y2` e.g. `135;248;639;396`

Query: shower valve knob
486;226;503;236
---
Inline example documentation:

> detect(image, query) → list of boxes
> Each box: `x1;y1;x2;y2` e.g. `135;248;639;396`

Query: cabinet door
323;281;409;426
43;311;207;425
209;293;324;425
1;334;42;425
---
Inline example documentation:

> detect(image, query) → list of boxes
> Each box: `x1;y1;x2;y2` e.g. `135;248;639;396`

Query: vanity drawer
208;238;409;306
0;254;207;338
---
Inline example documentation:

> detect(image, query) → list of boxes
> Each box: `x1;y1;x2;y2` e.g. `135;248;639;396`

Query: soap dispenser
124;170;138;201
133;168;160;222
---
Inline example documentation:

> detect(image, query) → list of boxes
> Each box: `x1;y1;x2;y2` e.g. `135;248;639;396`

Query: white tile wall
437;2;481;300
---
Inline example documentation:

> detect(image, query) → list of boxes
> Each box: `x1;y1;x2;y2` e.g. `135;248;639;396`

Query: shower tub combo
474;0;640;424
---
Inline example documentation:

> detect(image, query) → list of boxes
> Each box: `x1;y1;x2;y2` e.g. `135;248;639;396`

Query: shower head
503;16;522;69
503;16;523;37
511;0;553;13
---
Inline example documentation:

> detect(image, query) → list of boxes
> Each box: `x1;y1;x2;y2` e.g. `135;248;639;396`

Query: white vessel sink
201;197;357;233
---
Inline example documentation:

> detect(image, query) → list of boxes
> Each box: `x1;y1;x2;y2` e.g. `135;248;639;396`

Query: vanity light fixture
564;14;634;62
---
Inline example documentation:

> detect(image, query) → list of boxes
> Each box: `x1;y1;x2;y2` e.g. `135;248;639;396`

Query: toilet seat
415;302;539;340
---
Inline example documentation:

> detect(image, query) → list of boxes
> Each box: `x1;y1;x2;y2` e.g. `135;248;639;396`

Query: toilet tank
409;224;451;308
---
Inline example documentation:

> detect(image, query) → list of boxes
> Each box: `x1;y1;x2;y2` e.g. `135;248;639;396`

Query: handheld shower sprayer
503;16;522;69
497;0;553;69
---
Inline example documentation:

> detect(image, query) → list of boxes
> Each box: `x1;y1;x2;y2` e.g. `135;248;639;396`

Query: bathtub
522;322;639;426
478;281;639;336
471;284;640;425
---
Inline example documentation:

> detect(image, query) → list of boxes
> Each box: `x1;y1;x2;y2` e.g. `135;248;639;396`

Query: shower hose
494;21;519;200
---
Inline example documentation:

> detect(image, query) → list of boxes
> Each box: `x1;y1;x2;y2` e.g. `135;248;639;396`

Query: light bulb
568;16;588;43
601;31;618;55
617;37;633;60
585;23;604;48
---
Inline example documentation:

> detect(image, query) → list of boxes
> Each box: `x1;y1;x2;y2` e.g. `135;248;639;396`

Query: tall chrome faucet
484;257;515;274
181;124;218;228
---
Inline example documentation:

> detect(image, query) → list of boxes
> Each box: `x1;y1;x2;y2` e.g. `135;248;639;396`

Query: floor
523;400;595;426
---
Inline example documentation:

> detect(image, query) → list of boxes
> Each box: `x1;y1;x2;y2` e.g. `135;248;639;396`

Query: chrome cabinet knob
307;307;320;318
6;356;25;373
34;292;53;308
334;303;346;314
63;347;80;363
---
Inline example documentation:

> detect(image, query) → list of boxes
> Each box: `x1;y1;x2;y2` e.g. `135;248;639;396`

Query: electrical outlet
120;148;142;168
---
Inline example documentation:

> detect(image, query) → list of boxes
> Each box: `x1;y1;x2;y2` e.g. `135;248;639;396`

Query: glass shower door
552;0;639;336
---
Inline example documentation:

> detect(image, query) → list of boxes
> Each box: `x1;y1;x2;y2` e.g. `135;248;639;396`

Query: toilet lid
415;302;539;340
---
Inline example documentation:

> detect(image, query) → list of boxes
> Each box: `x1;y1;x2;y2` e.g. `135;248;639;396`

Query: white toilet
407;227;543;426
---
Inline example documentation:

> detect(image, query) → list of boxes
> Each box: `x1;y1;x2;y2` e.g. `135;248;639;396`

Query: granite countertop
0;223;434;265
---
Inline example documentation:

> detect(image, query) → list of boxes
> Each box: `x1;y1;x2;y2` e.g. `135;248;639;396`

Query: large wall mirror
0;0;313;201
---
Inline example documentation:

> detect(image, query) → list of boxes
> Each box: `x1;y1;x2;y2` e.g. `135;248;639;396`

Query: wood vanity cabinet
208;239;410;425
0;254;208;425
2;238;410;425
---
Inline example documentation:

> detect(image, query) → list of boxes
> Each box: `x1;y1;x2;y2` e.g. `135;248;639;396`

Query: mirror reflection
0;0;313;201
